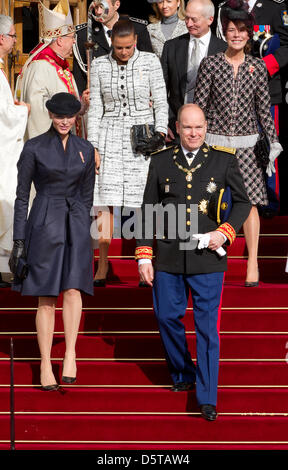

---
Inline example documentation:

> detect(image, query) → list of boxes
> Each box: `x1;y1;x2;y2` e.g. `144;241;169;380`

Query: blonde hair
149;0;186;23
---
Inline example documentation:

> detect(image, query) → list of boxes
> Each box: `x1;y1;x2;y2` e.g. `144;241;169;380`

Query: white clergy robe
0;68;28;271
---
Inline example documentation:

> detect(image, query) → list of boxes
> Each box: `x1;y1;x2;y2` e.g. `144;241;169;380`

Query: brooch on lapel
198;199;209;215
249;65;255;74
79;151;85;163
206;180;217;193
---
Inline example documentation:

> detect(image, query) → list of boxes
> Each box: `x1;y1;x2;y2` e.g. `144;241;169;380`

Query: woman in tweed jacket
88;19;168;285
194;0;282;286
147;0;187;58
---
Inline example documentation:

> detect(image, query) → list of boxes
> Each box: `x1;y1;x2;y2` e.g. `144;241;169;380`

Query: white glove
193;234;226;257
266;142;283;177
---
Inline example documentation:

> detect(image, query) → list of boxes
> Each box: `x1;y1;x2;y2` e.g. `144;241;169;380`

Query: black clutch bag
130;124;155;154
16;257;29;280
254;133;270;167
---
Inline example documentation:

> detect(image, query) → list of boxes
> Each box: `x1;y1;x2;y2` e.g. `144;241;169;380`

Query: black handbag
254;133;270;167
130;124;155;154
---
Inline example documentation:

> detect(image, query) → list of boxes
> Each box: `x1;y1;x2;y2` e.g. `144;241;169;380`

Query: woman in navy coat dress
9;93;95;390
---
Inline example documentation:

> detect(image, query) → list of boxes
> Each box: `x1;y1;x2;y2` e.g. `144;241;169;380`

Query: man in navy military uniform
135;104;251;421
73;0;153;94
217;0;288;215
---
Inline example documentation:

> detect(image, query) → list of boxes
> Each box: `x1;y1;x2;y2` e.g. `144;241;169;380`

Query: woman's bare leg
62;288;82;378
36;296;57;387
243;206;260;283
94;206;114;280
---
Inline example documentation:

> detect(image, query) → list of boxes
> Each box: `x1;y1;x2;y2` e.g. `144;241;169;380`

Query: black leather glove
136;132;166;156
9;240;26;276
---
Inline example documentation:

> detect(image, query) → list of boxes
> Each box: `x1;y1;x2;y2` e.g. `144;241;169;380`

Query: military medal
165;184;169;193
282;11;288;26
186;173;192;182
198;199;209;215
206;180;217;193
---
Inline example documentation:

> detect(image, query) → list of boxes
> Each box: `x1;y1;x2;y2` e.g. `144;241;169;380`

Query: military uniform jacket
136;145;251;275
12;127;95;296
74;16;153;94
251;0;288;104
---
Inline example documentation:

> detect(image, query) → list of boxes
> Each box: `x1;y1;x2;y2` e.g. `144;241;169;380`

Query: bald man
135;104;251;420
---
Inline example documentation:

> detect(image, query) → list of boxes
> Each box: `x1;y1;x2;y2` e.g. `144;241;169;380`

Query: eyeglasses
63;33;76;39
5;34;17;39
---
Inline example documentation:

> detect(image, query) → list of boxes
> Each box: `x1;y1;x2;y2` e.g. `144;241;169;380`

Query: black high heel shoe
245;270;259;287
93;278;106;287
41;383;59;391
93;261;109;287
62;358;77;384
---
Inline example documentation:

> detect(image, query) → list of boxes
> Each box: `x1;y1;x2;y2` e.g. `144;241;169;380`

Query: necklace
174;160;202;181
173;146;209;181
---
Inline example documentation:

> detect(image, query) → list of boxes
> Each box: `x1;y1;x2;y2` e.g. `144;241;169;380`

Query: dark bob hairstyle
221;0;254;40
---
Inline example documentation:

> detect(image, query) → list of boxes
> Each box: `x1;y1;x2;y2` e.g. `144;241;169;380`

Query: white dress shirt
181;145;199;165
103;24;112;47
247;0;257;12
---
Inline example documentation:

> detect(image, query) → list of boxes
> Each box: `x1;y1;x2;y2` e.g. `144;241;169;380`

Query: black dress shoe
0;274;11;288
41;384;59;391
171;382;195;392
93;278;106;287
200;404;217;421
0;280;11;288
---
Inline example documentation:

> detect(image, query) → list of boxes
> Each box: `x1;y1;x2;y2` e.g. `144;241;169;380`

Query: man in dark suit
161;0;226;139
73;0;153;94
135;104;251;421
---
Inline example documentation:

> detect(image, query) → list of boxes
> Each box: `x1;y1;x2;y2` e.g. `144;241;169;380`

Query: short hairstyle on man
186;0;215;19
177;103;206;123
0;15;13;35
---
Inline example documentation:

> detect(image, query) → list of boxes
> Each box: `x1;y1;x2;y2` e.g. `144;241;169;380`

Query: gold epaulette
212;145;236;155
150;145;174;156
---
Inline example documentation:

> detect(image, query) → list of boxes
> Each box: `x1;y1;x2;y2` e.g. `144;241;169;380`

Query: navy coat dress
12;126;95;297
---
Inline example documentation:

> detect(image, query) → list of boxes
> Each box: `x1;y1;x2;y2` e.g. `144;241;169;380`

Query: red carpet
0;216;287;449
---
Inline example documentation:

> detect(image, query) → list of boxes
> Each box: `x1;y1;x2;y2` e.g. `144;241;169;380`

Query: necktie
185;38;200;103
0;62;4;69
107;30;112;37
